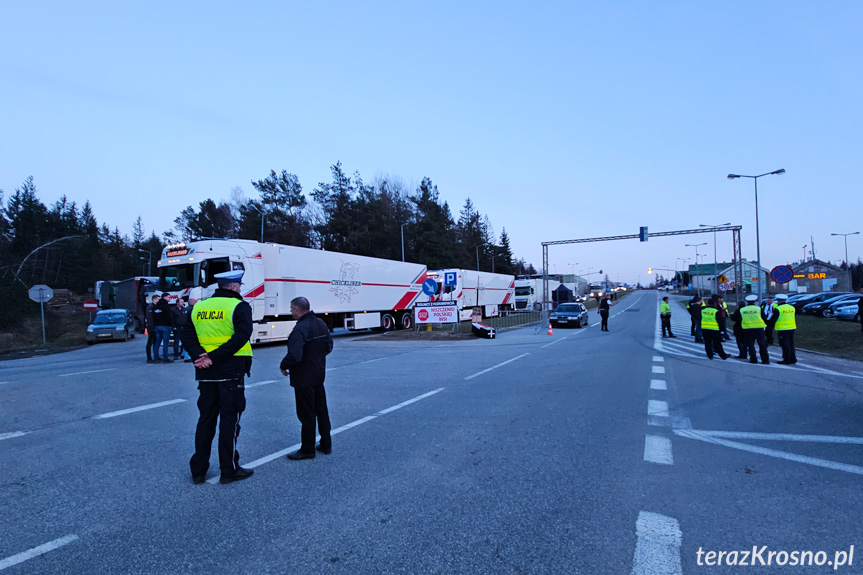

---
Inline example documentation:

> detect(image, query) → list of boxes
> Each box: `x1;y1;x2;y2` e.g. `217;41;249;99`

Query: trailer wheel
398;312;413;330
381;313;396;331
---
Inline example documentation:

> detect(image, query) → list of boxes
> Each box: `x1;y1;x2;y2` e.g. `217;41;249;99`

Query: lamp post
700;222;731;295
802;244;807;264
401;223;407;262
476;243;493;272
831;231;860;291
138;249;152;276
727;169;785;302
685;243;707;296
249;204;269;244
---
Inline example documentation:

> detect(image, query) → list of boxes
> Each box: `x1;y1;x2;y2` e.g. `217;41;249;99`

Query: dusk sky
2;2;860;284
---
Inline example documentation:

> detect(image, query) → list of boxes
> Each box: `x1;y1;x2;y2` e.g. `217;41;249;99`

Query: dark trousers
734;334;747;358
765;324;775;345
172;327;183;357
294;384;331;453
778;330;797;363
600;311;609;331
661;315;673;337
693;323;703;343
146;331;156;360
744;329;770;364
703;330;728;359
190;379;246;476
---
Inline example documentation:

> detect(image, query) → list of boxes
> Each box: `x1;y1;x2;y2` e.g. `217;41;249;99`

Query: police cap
775;293;789;301
214;270;244;284
745;294;758;302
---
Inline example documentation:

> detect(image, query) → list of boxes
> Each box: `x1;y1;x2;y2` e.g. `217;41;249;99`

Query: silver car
550;303;589;328
86;309;136;344
834;302;861;323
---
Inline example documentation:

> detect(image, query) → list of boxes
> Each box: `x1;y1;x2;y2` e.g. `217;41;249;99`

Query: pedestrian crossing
653;299;863;379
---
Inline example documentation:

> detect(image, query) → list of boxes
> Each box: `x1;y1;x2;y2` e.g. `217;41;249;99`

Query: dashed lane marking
245;379;277;389
650;379;667;390
0;431;28;441
0;534;78;571
651;365;665;374
94;399;186;419
464;353;530;380
644;435;674;465
648;400;669;417
541;336;568;348
631;511;682;575
58;368;115;378
652;356;664;362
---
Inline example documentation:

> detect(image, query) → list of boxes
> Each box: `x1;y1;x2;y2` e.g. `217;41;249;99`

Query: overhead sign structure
639;226;648;242
421;278;438;296
415;301;458;324
771;265;794;284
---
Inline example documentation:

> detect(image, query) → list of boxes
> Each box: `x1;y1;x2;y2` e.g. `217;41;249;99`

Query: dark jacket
180;288;253;381
280;311;333;388
689;300;703;326
857;298;863;317
145;303;156;331
153;298;172;327
731;306;743;336
170;304;187;328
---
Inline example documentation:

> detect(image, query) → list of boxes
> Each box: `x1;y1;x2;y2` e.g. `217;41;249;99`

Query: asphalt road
2;291;862;574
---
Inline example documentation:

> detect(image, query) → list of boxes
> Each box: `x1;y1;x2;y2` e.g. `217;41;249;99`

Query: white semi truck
419;268;515;321
156;239;427;343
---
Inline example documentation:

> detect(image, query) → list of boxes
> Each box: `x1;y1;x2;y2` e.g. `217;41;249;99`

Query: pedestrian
740;294;770;364
153;293;173;363
660;296;676;338
774;293;797;365
701;297;730;360
761;295;778;346
145;294;159;364
170;297;186;360
280;296;334;460
719;297;731;341
857;296;863;333
689;295;704;343
182;288;202;363
730;300;748;360
599;294;616;331
182;270;254;485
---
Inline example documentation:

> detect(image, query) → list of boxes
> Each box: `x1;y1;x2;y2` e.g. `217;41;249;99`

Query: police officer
774;293;797;365
740;294;770;364
660;296;676;338
182;270;254;485
761;295;778;346
701;297;730;360
730;301;748;360
689;295;704;343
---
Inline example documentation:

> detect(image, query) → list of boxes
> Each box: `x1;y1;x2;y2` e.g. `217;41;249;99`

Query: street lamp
831;231;860;291
568;263;578;279
700;223;731;295
685;243;707;296
727;169;785;301
401;223;408;262
476;243;494;272
802;244;807;264
249;204;269;244
138;249;152;276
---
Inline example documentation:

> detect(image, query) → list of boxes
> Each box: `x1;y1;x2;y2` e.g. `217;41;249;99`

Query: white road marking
360;357;387;364
58;368;115;377
245;379;277;389
94;399;186;419
0;381;8;385
541;336;568;348
208;388;445;484
0;431;28;441
652;356;664;362
631;511;682;575
674;429;863;476
0;534;78;571
650;379;667;390
644;435;674;465
651;365;665;374
648;400;669;417
464;353;530;380
695;430;863;444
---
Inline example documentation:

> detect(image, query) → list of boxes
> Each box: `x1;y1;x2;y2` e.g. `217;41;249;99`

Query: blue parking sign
444;272;457;286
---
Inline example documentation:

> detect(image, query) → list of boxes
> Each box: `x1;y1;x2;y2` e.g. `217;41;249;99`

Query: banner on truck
415;301;459;324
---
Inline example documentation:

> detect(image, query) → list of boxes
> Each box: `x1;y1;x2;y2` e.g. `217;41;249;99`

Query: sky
2;1;861;285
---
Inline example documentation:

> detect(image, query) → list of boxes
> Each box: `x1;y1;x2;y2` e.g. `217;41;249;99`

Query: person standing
598;295;616;331
280;297;334;460
857;296;863;333
718;297;731;341
170;297;186;360
182;270;254;485
153;293;173;363
730;300;748;360
761;295;778;346
689;295;704;343
740;294;770;364
660;296;676;338
774;293;797;365
701;297;730;360
145;294;160;364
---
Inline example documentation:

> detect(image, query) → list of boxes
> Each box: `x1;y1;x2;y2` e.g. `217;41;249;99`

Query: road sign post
28;284;53;346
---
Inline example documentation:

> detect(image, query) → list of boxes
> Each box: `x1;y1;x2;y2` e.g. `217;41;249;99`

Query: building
687;260;769;296
771;259;850;294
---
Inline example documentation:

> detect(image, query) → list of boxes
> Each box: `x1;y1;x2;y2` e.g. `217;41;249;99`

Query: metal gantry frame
541;226;743;324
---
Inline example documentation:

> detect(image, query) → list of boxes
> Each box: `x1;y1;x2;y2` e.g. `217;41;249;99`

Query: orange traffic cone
144;327;149;336
548;323;553;336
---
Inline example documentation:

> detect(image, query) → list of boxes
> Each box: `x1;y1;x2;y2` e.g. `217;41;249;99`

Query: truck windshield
160;264;198;290
515;287;533;296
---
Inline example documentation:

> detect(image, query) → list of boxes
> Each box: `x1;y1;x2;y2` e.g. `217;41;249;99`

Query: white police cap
745;294;758;302
775;293;788;300
214;270;244;284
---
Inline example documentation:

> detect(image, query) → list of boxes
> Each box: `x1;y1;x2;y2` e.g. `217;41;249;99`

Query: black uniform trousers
703;329;728;359
295;384;331;454
734;334;747;358
743;329;770;364
778;329;797;363
190;378;246;476
661;315;673;337
146;331;157;361
765;323;775;346
600;310;609;331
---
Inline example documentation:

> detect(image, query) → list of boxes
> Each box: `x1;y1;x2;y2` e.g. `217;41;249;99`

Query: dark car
801;293;856;317
550;302;589;328
789;293;823;310
86;309;136;344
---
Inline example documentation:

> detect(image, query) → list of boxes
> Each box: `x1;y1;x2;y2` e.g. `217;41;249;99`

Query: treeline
0;164;537;322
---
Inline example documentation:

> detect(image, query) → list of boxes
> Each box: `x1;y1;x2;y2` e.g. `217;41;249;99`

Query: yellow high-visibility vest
661;301;671;315
774;304;797;331
740;305;766;329
701;307;720;331
191;297;253;357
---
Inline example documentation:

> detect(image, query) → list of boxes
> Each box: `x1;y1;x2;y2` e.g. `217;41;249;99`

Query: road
1;291;862;574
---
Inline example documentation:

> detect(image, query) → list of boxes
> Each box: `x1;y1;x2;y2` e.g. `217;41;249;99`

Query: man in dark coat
145;294;159;364
280;297;334;460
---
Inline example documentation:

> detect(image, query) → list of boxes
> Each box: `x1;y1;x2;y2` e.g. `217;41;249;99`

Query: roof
687;263;734;275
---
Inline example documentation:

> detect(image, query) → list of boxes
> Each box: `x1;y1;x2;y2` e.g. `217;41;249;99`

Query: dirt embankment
0;292;91;359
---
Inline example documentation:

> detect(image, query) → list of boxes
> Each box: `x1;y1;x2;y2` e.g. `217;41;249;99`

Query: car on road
834;301;862;323
549;302;589;328
801;293;857;317
86;309;136;344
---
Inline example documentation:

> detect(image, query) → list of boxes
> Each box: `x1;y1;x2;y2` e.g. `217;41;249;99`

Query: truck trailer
155;239;427;344
419;268;515;320
99;276;160;332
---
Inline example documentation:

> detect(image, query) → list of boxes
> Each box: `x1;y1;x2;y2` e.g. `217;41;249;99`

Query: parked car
86;309;136;344
824;294;863;318
789;293;821;310
550;302;589;328
834;302;861;323
801;294;856;317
